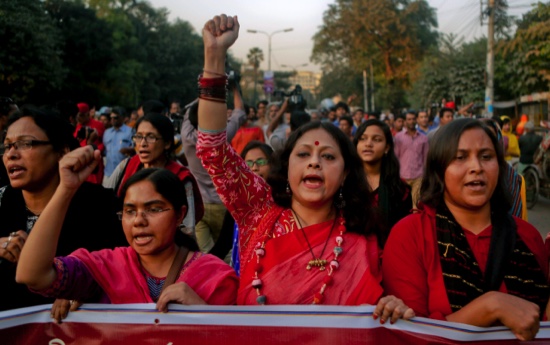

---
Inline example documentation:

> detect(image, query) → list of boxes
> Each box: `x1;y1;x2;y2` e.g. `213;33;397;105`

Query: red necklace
251;211;346;305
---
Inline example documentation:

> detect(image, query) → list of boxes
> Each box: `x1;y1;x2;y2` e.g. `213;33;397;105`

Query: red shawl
238;206;383;305
70;247;237;305
117;155;204;222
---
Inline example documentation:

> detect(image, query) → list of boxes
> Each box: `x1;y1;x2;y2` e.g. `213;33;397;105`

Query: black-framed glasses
1;140;51;151
116;207;173;221
245;158;269;168
132;134;162;143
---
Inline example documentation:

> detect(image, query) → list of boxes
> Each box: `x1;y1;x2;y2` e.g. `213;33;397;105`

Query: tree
312;0;438;109
499;2;550;94
247;47;264;105
0;0;65;104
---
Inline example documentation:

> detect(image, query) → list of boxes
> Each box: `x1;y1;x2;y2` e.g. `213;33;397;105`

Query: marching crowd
0;14;549;342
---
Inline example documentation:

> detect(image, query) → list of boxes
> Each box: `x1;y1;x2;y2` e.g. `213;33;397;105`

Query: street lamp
247;28;293;72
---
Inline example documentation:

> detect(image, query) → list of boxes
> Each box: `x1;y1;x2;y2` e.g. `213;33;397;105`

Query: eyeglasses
245;158;269;168
1;140;51;151
132;134;162;143
116;207;172;221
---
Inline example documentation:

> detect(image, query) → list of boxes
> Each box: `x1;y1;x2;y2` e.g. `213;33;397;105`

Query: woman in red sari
195;14;413;323
16;148;237;311
383;118;549;341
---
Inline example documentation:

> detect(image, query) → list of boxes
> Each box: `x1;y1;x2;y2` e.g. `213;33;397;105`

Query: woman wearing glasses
104;113;203;235
16;153;238;308
0;106;126;312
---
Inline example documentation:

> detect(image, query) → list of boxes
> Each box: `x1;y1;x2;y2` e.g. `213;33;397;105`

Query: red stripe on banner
3;323;550;345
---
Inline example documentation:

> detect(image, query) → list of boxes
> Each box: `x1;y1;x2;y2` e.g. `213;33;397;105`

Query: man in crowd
416;110;430;135
103;107;134;179
394;111;429;207
428;107;454;142
74;102;106;183
392;114;405;136
339;115;354;141
518;121;542;174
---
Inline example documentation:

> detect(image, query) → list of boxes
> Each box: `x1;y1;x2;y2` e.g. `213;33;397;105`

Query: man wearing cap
518;121;542;175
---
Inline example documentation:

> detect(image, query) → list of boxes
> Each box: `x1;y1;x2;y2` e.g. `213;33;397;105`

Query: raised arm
16;146;101;290
198;14;240;132
266;99;288;137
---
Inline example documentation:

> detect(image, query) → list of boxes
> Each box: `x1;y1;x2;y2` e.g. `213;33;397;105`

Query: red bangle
198;74;227;88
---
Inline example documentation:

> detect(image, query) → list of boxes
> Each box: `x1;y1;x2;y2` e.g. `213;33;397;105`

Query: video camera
273;85;306;112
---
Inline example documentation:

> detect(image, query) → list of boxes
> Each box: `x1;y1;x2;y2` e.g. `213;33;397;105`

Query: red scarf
117;155;204;222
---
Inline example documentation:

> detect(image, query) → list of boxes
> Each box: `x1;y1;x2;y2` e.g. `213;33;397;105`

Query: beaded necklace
251;210;346;305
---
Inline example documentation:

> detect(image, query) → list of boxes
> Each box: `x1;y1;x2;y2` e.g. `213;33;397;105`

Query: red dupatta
117;155;204;222
70;247;238;305
238;206;383;305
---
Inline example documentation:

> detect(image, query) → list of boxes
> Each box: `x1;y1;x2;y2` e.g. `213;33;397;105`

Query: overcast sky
149;0;534;72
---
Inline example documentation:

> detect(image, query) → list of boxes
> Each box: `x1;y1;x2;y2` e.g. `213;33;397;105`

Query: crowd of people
0;14;549;341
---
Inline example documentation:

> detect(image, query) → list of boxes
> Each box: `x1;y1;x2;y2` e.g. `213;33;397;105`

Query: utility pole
484;0;495;117
363;70;368;112
370;60;375;112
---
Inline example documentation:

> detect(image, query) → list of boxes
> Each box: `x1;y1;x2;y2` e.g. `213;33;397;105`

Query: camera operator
266;85;307;151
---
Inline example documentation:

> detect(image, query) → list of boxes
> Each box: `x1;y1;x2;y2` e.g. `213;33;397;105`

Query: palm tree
247;47;264;105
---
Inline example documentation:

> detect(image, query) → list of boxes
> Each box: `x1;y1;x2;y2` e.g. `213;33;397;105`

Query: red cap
77;102;89;114
445;101;455;110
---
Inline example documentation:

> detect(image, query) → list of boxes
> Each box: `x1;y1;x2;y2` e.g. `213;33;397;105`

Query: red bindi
314;141;319;146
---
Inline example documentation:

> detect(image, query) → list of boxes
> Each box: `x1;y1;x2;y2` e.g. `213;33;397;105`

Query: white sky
149;0;534;72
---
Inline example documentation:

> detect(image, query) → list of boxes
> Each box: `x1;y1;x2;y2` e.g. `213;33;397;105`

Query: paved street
528;195;550;241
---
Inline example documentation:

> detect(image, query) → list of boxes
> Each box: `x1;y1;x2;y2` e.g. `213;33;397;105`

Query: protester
394;111;429;207
501;116;520;161
0;97;18;187
354;120;412;242
16;162;238;311
231;104;265;155
195;15;414;324
74;102;106;184
103;107;134;178
391;115;404;136
104;113;203;236
518;121;543;175
428;107;454;142
0;106;126;311
338;115;354;141
383;118;549;341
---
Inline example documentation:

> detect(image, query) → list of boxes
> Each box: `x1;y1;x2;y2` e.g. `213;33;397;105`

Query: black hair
267;121;380;239
256;100;268;108
7;105;79;152
405;110;418;118
0;97;17;117
491;116;503;128
419;118;511;213
339;115;353;127
119;168;198;251
188;101;199;130
290;110;311;131
111;106;126;118
140;100;165;116
335;101;349;114
135;113;174;153
439;107;454;118
240;140;274;160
